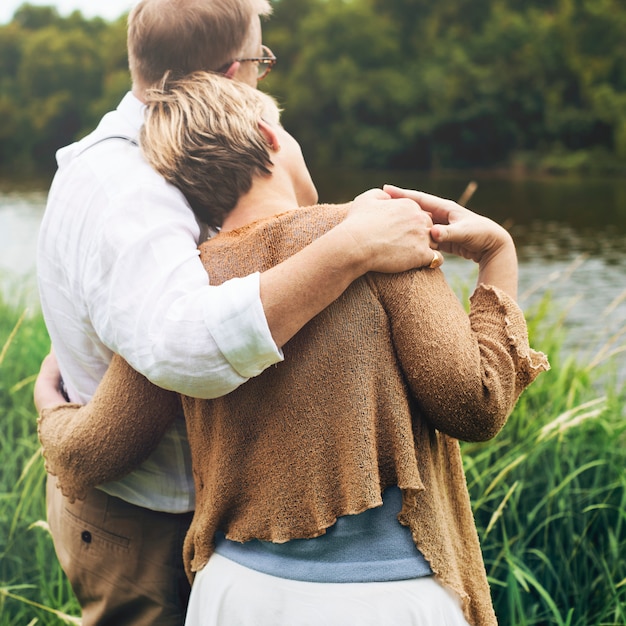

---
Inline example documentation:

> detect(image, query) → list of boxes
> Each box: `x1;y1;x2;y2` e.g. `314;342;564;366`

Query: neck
220;168;300;232
132;83;147;104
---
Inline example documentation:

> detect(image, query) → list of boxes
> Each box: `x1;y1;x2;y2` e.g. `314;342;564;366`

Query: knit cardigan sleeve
369;267;549;442
37;355;180;502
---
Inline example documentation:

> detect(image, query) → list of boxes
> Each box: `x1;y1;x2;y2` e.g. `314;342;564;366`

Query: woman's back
183;202;546;625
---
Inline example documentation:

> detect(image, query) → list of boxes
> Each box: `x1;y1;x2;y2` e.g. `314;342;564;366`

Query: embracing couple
34;1;548;625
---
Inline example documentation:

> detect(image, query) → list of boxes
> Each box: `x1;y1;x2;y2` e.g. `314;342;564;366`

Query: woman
37;72;549;626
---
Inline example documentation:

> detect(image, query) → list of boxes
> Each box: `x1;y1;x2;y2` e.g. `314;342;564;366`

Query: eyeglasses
233;45;277;80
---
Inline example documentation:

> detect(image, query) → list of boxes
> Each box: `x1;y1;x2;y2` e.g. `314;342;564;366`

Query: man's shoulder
44;119;193;243
48;136;171;215
55;92;143;168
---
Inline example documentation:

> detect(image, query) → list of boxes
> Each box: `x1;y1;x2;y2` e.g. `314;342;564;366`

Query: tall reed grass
0;288;624;625
465;289;626;625
0;301;79;624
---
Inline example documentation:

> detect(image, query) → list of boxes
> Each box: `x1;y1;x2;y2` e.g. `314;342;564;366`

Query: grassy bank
0;302;79;624
0;296;624;625
465;296;626;625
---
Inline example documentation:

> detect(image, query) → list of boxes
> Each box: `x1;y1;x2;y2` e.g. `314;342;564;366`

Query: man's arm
260;189;438;347
77;182;435;400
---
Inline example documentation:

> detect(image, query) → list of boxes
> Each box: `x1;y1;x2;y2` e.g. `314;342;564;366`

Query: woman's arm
374;189;548;441
36;352;180;501
374;272;548;442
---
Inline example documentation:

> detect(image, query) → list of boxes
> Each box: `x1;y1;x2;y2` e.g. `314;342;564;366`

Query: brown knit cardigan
39;204;549;626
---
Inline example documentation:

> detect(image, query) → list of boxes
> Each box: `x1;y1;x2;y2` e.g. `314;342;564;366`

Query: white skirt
185;553;470;626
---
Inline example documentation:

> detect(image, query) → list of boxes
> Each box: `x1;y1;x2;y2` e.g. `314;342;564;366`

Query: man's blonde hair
141;71;280;228
128;0;272;89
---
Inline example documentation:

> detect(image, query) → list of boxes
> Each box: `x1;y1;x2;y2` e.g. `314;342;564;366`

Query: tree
12;3;60;30
1;0;624;176
18;25;105;169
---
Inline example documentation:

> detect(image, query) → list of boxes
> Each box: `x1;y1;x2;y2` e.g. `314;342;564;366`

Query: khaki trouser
47;475;194;626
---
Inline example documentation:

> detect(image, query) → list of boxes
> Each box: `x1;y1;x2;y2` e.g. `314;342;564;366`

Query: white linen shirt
37;92;283;512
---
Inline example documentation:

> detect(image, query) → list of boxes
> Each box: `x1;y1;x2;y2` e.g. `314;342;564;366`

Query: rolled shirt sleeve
39;132;282;404
82;181;283;400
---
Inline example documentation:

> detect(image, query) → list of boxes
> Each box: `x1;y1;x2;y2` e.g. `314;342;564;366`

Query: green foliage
463;292;626;624
1;0;626;174
269;0;408;168
12;4;61;30
19;26;106;168
0;4;131;176
264;0;626;172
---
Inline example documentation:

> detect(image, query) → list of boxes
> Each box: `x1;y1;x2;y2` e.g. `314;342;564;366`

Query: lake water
312;171;626;377
0;187;45;308
1;173;625;379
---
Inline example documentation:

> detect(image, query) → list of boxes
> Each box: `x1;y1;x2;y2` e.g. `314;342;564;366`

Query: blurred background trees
1;0;625;176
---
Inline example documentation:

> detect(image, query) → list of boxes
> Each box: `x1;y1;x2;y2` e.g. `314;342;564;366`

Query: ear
223;61;241;79
258;119;280;152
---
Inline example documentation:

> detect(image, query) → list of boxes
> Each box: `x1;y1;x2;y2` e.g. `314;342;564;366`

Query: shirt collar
116;91;147;134
56;92;145;168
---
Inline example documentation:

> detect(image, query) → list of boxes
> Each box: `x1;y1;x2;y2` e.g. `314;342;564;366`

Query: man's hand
340;188;442;275
259;188;442;348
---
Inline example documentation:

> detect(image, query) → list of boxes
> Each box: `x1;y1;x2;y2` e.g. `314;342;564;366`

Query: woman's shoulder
198;204;352;279
254;203;350;233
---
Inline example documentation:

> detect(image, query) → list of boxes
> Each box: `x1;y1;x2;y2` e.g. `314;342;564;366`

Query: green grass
0;293;624;625
0;303;79;625
465;289;626;625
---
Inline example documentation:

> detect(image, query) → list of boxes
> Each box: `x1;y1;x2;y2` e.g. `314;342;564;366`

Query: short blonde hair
141;71;280;228
128;0;272;89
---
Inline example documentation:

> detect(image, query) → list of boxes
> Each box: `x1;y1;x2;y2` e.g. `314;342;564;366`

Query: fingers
382;184;421;202
383;184;445;206
383;184;459;225
383;185;516;269
430;224;448;244
353;188;391;202
38;352;61;382
345;192;441;274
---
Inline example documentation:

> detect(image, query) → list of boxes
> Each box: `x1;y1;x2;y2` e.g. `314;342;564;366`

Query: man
36;0;438;624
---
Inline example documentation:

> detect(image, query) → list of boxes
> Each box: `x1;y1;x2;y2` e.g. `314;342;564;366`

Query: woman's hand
383;185;518;299
34;349;68;413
